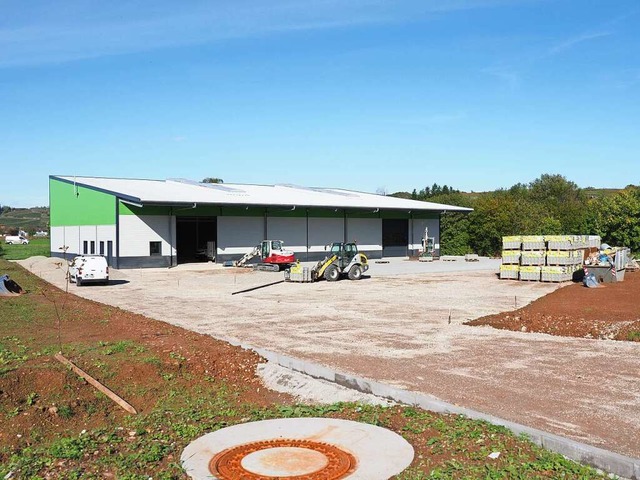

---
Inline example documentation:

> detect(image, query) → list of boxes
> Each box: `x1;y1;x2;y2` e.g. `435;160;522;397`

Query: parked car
68;255;109;286
5;235;29;245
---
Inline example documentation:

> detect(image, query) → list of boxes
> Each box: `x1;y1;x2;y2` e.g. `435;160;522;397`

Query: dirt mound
17;256;68;274
467;271;640;341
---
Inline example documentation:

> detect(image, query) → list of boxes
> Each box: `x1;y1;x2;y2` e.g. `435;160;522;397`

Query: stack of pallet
500;235;600;282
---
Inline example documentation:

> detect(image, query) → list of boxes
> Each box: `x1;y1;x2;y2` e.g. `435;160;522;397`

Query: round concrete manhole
181;418;414;480
210;438;356;479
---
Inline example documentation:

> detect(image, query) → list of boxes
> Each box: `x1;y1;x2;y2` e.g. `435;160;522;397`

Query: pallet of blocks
499;234;601;283
519;266;541;281
543;235;593;283
500;264;519;280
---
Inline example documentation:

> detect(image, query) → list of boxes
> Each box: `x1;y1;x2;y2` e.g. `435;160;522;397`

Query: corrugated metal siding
346;218;382;253
308;218;344;253
119;215;173;257
266;217;307;253
217;216;264;256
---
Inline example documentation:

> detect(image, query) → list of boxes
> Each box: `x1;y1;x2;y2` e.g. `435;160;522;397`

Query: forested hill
391;174;639;256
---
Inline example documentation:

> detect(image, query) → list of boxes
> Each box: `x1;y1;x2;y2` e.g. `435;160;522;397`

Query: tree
528;174;587;233
586;186;640;252
202;177;224;184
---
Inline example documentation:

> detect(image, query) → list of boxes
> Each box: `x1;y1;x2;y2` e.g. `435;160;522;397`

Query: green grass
1;237;50;260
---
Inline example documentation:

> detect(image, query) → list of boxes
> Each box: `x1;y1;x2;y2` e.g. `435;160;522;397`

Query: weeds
627;331;640;341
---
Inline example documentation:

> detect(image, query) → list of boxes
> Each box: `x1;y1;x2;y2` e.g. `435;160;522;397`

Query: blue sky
1;0;638;207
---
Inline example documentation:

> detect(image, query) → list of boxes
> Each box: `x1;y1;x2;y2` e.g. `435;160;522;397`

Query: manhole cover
181;417;414;480
210;438;357;479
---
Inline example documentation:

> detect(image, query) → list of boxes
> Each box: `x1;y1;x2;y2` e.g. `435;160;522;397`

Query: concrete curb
221;337;640;480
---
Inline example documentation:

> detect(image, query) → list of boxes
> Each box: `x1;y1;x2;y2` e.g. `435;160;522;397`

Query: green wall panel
50;178;116;226
412;211;439;220
220;206;265;217
306;208;344;218
380;210;411;219
120;203;170;216
266;207;307;218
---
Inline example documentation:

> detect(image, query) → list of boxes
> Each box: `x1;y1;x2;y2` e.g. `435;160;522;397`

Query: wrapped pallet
546;250;572;266
500;264;519;280
522;235;545;250
541;266;572;283
521;250;545;266
519;266;541;281
502;235;522;250
501;250;521;264
545;235;573;250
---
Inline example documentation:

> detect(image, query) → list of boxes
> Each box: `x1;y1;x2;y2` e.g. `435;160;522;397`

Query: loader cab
329;242;358;267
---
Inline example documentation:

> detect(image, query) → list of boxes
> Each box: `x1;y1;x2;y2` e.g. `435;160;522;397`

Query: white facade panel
50;226;70;254
119;215;173;257
217;216;264;256
266;217;307;253
410;218;440;251
51;225;116;256
307;218;344;252
346;218;382;252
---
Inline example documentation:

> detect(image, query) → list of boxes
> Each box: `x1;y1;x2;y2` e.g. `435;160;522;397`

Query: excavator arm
235;245;260;267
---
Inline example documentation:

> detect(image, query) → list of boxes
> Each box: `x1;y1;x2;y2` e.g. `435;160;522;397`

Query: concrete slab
181;418;414;479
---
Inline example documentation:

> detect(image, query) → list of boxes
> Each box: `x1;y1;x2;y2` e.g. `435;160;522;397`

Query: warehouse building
49;175;472;268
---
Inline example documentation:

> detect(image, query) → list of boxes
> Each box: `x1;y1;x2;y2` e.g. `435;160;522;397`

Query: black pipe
231;280;284;295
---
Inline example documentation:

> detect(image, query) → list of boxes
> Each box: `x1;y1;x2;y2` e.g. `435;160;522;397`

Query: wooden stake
54;353;137;415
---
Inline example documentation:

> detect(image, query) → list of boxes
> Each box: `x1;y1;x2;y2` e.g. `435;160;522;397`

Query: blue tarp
583;273;599;288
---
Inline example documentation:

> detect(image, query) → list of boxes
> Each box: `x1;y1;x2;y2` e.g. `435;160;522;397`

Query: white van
68;255;109;286
5;235;29;245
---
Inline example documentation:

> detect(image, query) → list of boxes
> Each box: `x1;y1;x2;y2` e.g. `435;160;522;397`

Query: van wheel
348;265;363;280
76;277;83;286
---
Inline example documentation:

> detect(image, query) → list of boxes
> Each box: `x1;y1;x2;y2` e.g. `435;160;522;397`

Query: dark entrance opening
382;219;408;257
176;217;217;264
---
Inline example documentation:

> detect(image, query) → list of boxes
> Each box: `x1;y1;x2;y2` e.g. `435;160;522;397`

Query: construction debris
583;245;630;283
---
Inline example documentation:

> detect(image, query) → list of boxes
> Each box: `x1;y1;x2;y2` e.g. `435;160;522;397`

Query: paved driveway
20;257;640;459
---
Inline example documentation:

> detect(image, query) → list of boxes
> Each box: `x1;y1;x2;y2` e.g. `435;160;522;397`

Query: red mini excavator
234;240;296;272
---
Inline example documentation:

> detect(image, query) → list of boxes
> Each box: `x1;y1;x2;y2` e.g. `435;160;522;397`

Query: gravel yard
19;256;640;459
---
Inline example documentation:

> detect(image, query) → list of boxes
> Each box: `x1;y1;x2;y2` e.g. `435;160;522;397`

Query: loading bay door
382;219;408;257
176;217;217;264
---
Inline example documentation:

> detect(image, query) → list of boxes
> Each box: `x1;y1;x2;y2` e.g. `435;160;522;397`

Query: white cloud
0;0;543;67
547;31;612;56
481;66;520;90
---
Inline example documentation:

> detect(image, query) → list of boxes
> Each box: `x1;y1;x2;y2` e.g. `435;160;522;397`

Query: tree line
397;174;640;255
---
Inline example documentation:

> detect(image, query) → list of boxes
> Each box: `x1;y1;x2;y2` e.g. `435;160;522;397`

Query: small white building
49;176;471;268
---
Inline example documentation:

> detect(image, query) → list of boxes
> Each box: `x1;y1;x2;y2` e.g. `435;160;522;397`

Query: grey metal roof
51;175;473;212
